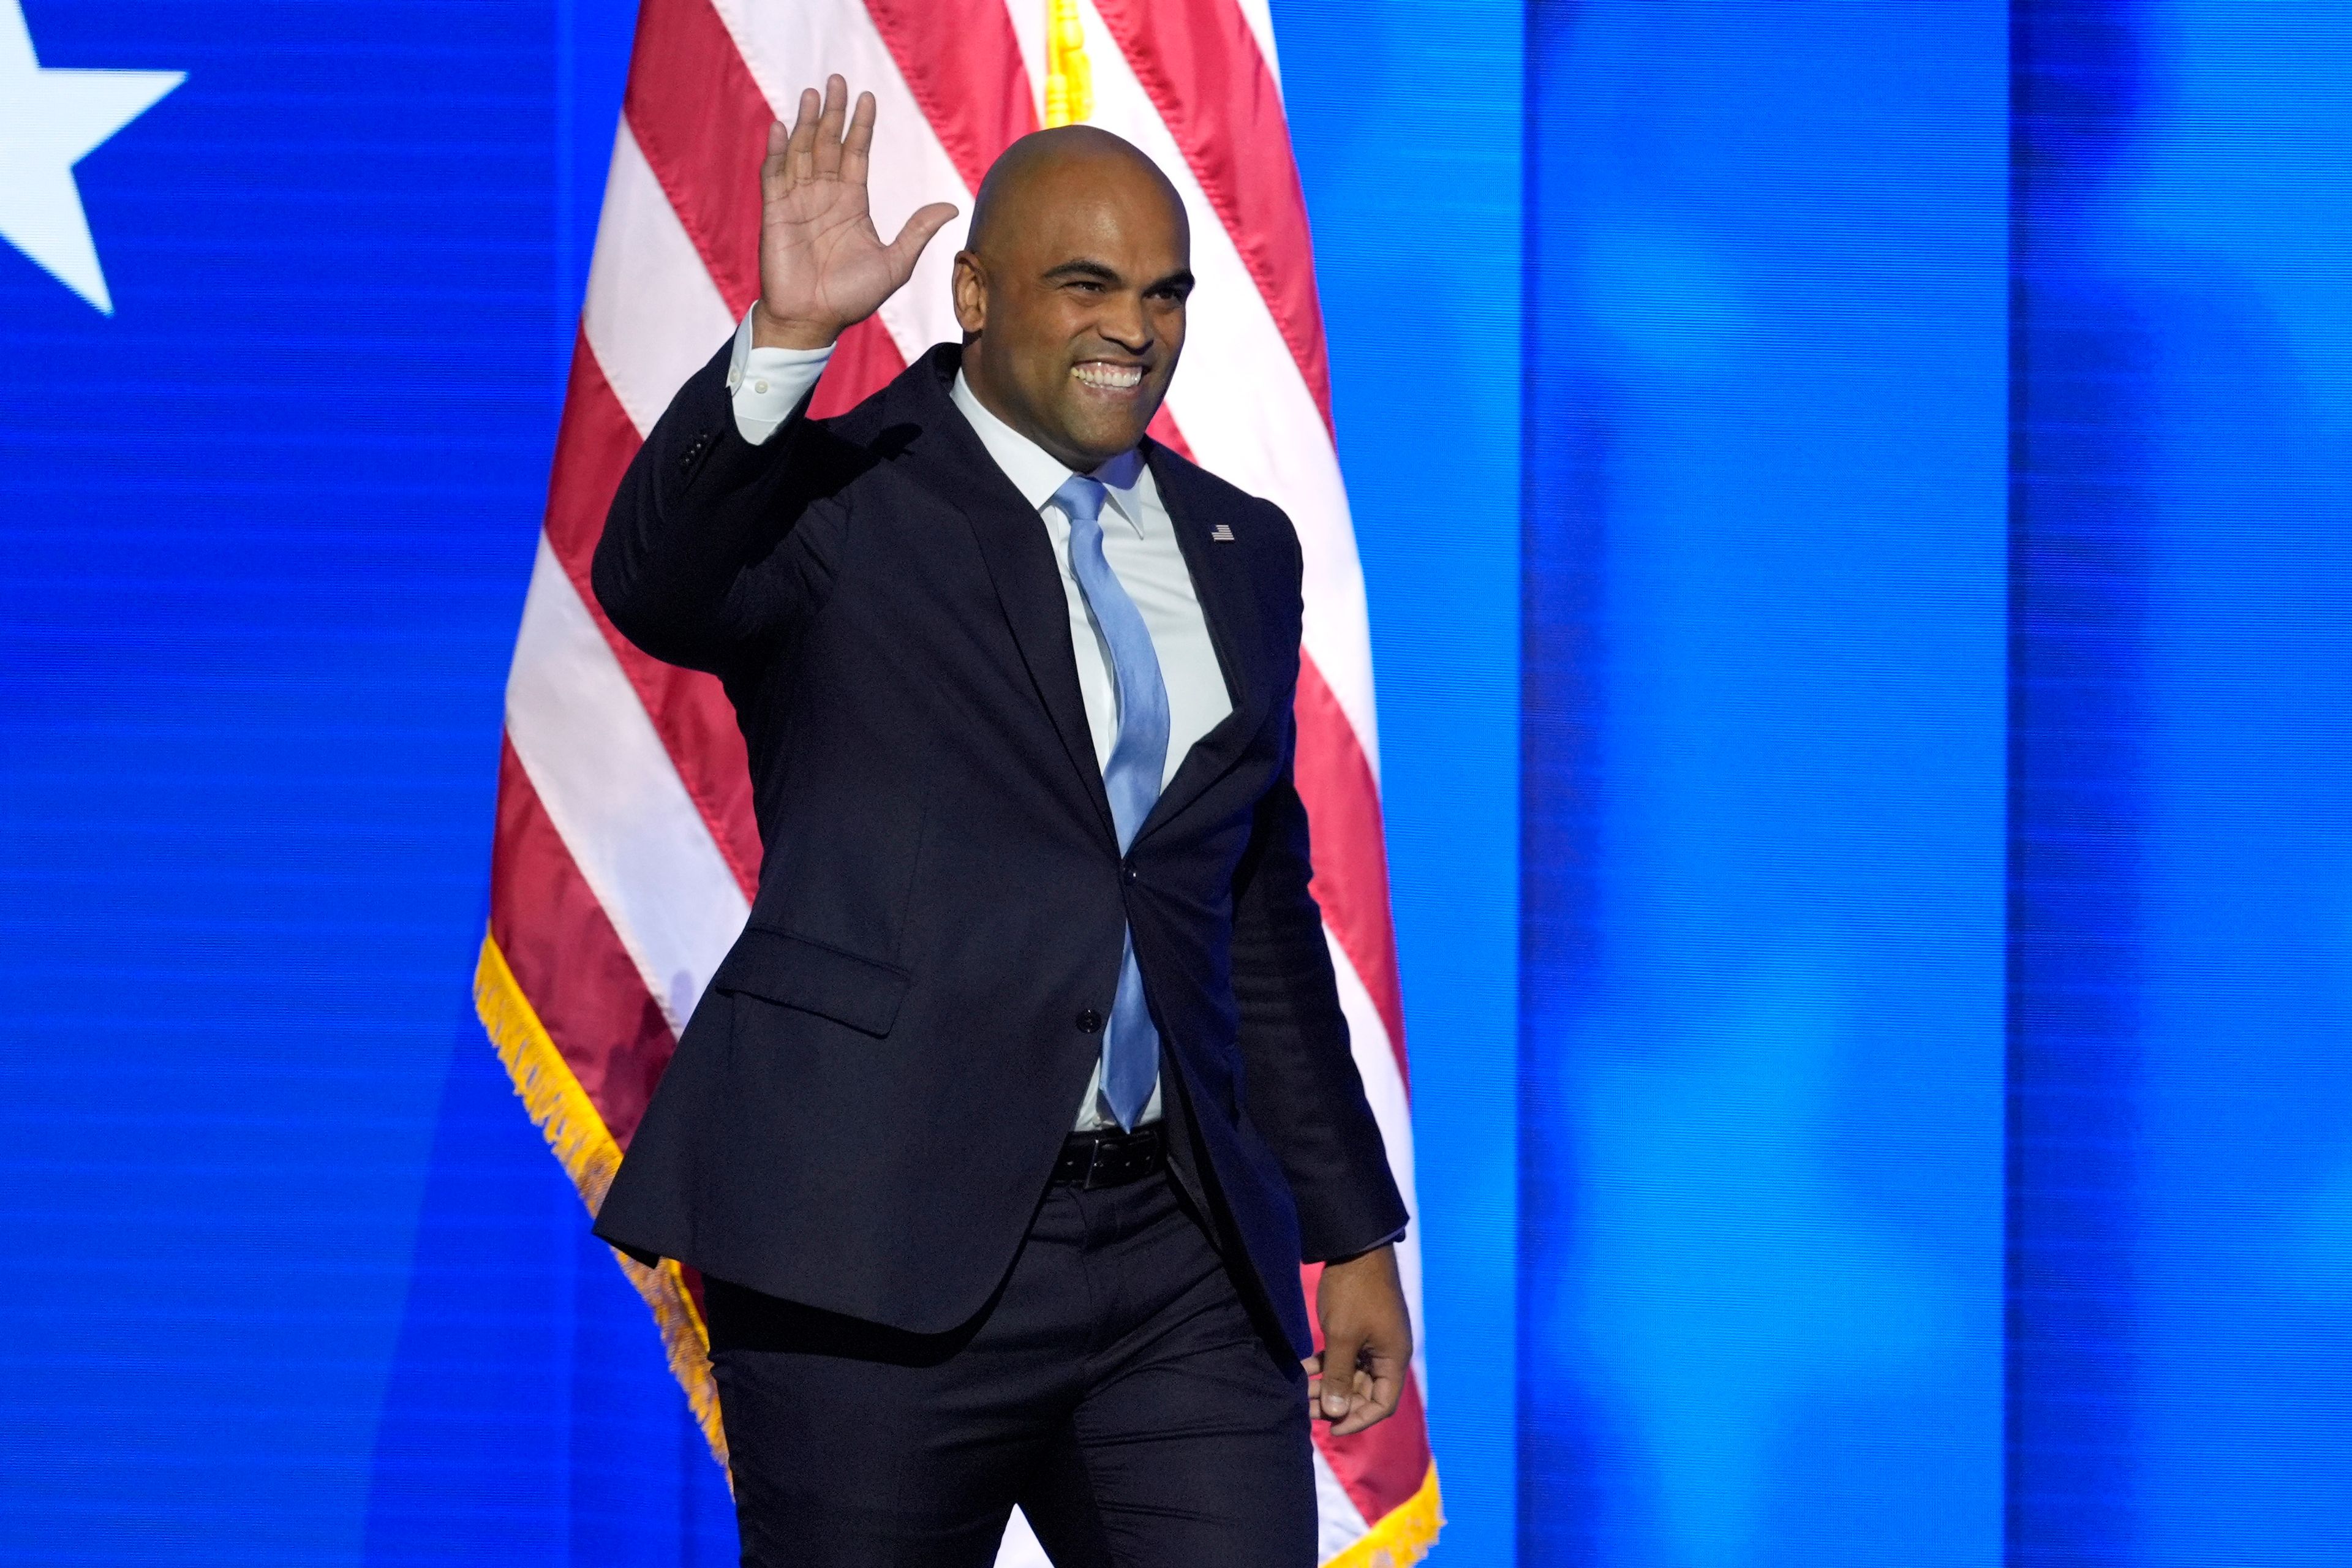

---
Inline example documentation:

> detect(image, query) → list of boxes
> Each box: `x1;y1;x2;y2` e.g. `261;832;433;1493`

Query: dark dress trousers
703;1159;1318;1565
590;339;1406;1359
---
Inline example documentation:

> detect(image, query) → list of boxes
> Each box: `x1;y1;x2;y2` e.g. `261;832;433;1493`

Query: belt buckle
1083;1133;1120;1189
1084;1127;1152;1189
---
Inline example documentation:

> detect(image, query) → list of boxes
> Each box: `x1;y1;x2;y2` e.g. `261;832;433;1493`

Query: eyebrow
1041;258;1195;294
1042;258;1121;284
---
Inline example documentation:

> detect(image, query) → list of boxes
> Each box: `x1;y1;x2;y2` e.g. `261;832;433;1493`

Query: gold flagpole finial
1042;0;1093;126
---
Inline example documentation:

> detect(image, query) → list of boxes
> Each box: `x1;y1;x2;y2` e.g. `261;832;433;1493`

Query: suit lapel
898;352;1275;848
1139;442;1273;839
901;350;1117;846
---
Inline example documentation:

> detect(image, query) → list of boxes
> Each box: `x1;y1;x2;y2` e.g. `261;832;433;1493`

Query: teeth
1074;362;1144;390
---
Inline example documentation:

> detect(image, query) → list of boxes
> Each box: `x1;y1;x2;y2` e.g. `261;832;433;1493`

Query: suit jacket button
1076;1009;1104;1034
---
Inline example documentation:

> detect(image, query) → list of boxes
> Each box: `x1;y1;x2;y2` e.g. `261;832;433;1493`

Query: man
591;75;1411;1567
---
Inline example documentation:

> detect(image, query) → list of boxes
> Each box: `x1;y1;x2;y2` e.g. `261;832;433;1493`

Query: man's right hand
752;74;959;352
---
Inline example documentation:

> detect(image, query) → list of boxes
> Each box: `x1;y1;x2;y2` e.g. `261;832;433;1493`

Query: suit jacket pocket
708;925;912;1039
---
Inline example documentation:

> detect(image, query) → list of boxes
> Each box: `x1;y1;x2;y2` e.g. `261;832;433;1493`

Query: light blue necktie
1055;474;1168;1130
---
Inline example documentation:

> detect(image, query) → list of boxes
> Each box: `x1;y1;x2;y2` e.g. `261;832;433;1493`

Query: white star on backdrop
0;0;183;314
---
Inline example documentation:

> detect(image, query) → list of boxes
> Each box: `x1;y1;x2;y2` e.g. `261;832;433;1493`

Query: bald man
592;77;1411;1567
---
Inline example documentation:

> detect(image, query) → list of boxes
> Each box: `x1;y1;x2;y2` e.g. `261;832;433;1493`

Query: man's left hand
1308;1243;1411;1436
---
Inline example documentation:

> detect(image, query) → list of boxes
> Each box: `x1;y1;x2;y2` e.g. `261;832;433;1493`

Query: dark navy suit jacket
589;339;1406;1357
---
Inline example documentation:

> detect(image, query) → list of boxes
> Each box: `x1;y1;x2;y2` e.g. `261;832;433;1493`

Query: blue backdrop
5;2;2351;1564
1521;4;2006;1563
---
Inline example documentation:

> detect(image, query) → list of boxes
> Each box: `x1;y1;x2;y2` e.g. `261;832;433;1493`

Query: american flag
474;1;1436;1561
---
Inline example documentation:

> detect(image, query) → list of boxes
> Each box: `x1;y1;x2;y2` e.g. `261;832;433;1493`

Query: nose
1098;292;1151;354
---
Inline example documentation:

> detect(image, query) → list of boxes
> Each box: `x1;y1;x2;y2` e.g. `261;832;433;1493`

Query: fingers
761;116;791;203
1317;1336;1403;1436
775;78;875;197
1317;1327;1365;1422
840;90;877;187
1329;1350;1403;1437
812;74;848;178
787;85;821;186
884;201;961;279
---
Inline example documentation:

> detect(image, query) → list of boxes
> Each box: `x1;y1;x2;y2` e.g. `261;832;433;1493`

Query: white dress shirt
726;312;1234;1129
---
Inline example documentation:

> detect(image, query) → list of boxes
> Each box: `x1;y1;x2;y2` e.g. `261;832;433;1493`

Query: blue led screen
1520;4;2008;1562
2010;4;2352;1560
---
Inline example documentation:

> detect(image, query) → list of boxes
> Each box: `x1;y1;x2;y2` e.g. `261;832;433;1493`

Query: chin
1052;407;1152;463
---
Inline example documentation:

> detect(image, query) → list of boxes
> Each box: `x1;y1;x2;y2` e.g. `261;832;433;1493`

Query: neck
960;342;1115;474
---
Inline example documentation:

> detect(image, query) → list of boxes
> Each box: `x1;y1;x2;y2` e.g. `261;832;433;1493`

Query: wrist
1321;1241;1396;1274
750;300;842;352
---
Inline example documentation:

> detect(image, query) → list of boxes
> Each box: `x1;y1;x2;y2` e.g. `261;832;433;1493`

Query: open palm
753;75;959;351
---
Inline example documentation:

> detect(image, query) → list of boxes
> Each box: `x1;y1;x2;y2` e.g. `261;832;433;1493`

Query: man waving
592;76;1410;1568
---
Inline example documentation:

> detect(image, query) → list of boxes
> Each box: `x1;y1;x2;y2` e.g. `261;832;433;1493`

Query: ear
951;251;987;336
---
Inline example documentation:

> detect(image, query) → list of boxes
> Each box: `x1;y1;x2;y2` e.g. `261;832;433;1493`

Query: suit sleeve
591;336;839;674
1227;517;1411;1264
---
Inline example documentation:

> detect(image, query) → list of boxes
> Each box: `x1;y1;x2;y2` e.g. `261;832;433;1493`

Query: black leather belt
1054;1123;1166;1189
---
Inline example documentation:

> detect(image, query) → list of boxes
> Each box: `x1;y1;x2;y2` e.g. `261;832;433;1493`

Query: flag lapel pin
1210;524;1235;541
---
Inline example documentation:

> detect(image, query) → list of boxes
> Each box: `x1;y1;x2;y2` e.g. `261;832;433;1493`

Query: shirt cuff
725;306;832;446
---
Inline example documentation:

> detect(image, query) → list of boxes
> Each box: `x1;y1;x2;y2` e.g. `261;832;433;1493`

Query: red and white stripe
492;2;1431;1559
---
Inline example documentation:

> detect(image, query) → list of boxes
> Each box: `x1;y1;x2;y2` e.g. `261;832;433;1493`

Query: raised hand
752;75;959;351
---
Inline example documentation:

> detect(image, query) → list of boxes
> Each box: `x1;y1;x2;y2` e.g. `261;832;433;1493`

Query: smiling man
590;77;1411;1568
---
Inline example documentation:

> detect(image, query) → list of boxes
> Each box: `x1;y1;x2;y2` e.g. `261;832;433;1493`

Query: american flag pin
1210;524;1236;541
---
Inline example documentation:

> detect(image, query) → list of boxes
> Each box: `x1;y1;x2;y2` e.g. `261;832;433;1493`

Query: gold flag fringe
1324;1462;1442;1568
473;931;729;1468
